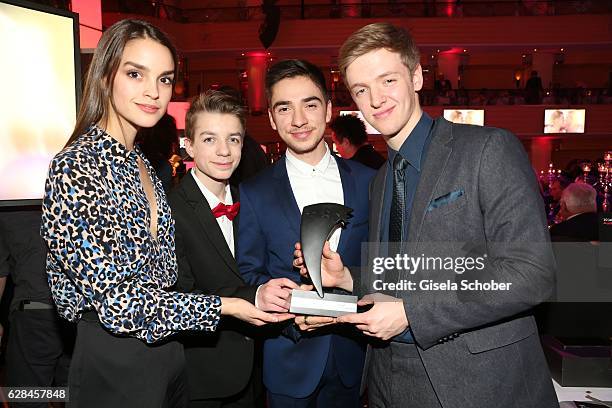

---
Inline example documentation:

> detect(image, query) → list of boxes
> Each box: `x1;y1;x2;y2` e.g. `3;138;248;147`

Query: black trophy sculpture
290;203;357;317
300;203;353;297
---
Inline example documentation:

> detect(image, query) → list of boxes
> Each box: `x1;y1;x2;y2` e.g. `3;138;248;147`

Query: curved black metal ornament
300;203;353;298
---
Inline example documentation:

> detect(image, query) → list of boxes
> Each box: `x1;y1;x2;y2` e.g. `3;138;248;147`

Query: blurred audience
525;70;543;104
397;85;609;108
512;90;526;105
435;89;454;105
216;85;270;186
495;91;511;105
455;89;469;105
547;176;572;223
434;73;452;93
330;114;385;169
562;159;585;182
469;89;489;106
541;90;555;104
136;113;179;192
549;183;599;241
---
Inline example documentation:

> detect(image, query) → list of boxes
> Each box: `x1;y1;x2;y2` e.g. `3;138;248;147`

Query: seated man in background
330;114;385;169
550;182;599;242
540;185;609;342
547;176;571;223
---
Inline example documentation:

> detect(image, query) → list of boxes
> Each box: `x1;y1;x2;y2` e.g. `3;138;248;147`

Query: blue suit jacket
237;155;374;398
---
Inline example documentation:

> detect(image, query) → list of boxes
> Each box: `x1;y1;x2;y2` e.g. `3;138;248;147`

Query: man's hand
293;241;353;292
336;293;409;341
256;278;299;312
294;314;337;331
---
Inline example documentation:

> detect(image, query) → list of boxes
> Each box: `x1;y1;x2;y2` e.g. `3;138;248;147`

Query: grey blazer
360;118;559;408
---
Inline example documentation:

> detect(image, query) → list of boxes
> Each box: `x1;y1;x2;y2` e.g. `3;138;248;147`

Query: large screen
0;1;80;206
443;109;485;126
339;110;381;135
544;109;585;134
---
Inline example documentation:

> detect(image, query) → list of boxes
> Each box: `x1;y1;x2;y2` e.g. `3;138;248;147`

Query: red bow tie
211;202;240;221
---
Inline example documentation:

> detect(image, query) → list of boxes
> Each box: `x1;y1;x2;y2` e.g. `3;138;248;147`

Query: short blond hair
185;90;246;141
338;23;420;81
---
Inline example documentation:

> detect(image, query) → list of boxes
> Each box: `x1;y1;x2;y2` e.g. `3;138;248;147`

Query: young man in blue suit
237;60;375;407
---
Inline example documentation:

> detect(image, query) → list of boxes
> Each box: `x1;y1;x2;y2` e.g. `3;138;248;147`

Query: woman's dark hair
66;19;177;147
136;114;178;170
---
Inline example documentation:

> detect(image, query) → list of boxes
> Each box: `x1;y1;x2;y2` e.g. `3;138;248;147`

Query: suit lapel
366;166;387;293
370;166;387;243
272;157;301;237
407;118;453;243
181;174;241;279
336;157;355;256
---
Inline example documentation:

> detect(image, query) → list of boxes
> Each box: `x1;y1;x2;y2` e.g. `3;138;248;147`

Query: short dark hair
265;59;328;103
67;19;178;147
330;115;367;146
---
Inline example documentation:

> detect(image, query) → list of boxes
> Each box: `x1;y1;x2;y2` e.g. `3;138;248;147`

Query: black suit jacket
168;174;257;400
549;211;599;242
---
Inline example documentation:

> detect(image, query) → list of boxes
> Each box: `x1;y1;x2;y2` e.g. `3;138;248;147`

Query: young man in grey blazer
296;23;558;408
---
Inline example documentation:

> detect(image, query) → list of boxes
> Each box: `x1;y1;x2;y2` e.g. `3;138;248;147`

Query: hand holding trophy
294;241;352;291
290;203;358;319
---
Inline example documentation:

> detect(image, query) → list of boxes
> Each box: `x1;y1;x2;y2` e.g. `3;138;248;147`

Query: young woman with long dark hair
41;19;289;407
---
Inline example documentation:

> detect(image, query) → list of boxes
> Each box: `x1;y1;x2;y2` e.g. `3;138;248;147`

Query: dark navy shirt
381;112;434;242
380;112;434;343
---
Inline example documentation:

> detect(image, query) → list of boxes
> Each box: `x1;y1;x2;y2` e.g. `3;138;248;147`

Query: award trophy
290;203;358;317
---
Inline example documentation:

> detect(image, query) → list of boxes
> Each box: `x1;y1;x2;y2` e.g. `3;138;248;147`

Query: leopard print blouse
41;125;221;343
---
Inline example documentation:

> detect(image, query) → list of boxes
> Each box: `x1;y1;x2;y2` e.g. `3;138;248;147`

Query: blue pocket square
427;189;464;212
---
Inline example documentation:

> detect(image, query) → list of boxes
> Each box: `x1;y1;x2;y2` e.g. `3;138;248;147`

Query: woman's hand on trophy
295;314;337;332
220;297;294;326
293;241;353;292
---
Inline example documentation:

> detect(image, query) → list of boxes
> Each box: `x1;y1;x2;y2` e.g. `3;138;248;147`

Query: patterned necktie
211;202;240;221
389;154;408;243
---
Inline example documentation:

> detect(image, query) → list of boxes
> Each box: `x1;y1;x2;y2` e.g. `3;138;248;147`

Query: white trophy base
290;289;357;317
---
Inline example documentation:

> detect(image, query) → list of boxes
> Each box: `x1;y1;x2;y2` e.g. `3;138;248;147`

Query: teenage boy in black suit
169;90;296;408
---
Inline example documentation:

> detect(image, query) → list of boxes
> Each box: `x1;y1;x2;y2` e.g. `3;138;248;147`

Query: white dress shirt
285;145;344;251
254;146;344;309
191;169;235;256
